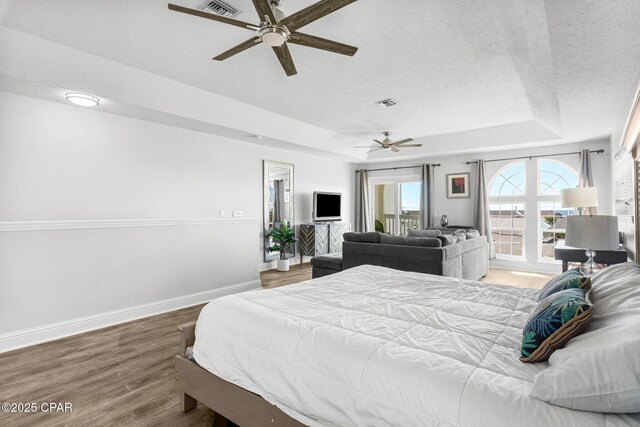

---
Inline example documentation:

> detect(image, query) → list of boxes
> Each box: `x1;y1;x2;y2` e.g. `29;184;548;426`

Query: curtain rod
465;149;605;165
355;164;441;173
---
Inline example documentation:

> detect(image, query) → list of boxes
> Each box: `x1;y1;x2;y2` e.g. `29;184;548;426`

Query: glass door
373;181;421;235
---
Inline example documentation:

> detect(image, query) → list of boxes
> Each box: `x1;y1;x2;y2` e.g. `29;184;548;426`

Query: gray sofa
338;229;489;281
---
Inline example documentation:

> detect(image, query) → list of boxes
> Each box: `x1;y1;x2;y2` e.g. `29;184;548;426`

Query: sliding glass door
373;180;421;235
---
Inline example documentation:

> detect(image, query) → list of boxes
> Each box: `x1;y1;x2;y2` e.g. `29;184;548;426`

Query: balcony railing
380;213;420;236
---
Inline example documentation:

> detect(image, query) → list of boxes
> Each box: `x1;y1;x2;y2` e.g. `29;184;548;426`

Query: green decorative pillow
521;288;593;363
538;268;590;301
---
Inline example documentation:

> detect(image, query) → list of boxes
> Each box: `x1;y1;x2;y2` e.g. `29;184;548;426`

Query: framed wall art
446;172;470;198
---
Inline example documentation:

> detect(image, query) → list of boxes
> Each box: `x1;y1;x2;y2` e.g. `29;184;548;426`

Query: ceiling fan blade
281;0;358;32
251;0;277;23
213;37;262;61
288;32;358;56
373;139;386;147
367;147;384;153
272;44;297;76
391;146;400;153
390;138;414;146
397;144;422;148
353;146;374;148
168;4;257;30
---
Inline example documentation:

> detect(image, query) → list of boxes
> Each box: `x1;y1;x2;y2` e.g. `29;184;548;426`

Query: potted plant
268;219;297;272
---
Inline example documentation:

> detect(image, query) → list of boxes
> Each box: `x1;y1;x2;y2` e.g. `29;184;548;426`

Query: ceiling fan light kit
259;24;290;47
355;131;422;154
168;0;359;76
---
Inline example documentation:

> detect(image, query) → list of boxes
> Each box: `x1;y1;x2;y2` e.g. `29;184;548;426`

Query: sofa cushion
380;234;442;248
436;234;457;246
465;230;480;239
407;229;441;238
453;229;467;242
343;232;381;243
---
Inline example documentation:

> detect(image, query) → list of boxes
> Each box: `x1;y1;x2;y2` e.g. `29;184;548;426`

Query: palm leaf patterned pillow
521;288;593;363
538;268;591;301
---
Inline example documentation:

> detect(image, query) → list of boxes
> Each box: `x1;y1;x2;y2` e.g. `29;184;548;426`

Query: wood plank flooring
0;264;554;427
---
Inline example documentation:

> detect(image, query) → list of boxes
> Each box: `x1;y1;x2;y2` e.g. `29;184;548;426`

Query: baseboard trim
490;260;562;274
0;217;261;232
0;280;260;353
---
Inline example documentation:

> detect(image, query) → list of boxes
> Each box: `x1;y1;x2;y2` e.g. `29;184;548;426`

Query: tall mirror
263;161;295;262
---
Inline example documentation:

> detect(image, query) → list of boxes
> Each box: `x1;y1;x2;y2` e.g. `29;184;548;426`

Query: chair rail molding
0;217;261;232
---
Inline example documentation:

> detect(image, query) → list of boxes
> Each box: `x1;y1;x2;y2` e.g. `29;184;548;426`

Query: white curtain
273;179;285;223
578;149;597;215
473;160;496;259
420;164;435;228
355;170;372;232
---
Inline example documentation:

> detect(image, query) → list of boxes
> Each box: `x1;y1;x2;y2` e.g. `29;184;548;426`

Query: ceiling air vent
375;98;398;108
199;0;240;17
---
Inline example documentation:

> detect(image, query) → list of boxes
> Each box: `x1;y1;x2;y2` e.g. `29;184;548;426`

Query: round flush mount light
260;26;289;47
65;92;100;107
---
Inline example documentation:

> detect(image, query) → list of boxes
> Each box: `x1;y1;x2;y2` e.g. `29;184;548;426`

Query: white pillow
529;263;640;413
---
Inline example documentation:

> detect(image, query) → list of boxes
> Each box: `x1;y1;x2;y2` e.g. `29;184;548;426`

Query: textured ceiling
1;0;639;161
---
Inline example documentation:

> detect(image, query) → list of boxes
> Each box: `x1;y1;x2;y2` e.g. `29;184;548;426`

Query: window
489;162;526;259
488;159;578;263
373;180;421;235
538;160;577;260
539;160;578;195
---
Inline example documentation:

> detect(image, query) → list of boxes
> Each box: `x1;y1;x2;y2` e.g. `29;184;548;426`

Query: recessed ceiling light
375;98;398;108
65;92;100;107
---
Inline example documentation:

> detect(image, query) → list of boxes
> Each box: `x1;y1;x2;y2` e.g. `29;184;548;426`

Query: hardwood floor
260;263;313;289
0;264;553;427
0;305;215;427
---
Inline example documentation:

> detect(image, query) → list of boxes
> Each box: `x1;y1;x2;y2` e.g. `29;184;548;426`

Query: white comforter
193;265;640;426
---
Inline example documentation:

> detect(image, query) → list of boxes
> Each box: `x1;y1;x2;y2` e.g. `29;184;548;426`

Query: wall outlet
233;210;243;217
219;210;225;218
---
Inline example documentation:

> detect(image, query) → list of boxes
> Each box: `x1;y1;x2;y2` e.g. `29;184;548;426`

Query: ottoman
310;253;343;278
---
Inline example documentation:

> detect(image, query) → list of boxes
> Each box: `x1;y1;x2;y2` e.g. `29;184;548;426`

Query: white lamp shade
560;187;598;208
565;215;619;250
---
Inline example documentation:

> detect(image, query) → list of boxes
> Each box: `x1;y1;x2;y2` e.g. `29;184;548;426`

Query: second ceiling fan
355;132;422;153
168;0;359;76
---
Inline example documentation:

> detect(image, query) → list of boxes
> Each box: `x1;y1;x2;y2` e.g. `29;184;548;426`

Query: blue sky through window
539;160;577;195
490;162;525;196
401;182;421;211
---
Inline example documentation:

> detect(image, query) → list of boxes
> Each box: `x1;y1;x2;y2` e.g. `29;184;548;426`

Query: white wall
358;139;611;272
0;92;354;351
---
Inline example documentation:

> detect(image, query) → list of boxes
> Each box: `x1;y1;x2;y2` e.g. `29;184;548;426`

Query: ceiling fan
168;0;359;76
354;132;422;153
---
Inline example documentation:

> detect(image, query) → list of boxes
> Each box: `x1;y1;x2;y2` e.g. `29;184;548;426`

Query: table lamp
565;215;619;276
561;187;598;215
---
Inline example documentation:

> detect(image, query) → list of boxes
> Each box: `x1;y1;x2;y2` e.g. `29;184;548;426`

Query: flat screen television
313;192;342;222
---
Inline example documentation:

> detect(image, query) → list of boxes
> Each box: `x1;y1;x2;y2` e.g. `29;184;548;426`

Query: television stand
298;223;351;263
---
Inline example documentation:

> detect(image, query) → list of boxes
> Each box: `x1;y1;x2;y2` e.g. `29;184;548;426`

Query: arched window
539;160;578;195
538;160;578;260
488;159;579;262
489;162;526;259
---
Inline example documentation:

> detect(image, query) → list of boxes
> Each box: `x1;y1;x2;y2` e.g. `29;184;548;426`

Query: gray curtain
420;164;435;228
578;149;597;215
473;160;496;259
273;179;285;223
355;170;372;232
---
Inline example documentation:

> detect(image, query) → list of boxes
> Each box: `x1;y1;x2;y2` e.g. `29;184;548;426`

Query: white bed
193;265;640;426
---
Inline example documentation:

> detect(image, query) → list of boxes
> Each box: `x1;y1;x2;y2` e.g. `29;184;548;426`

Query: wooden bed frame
175;321;306;427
